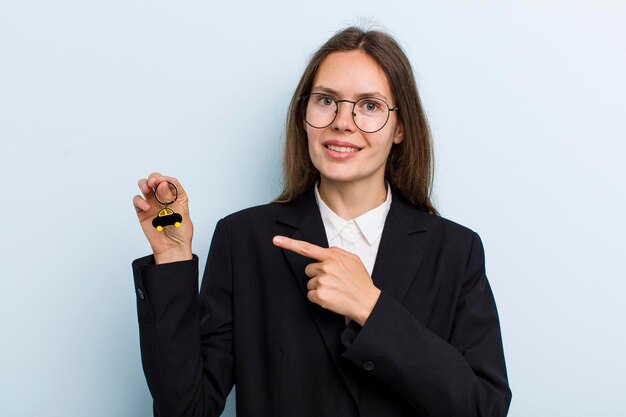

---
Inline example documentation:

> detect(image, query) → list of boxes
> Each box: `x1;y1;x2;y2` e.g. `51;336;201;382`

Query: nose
332;101;357;132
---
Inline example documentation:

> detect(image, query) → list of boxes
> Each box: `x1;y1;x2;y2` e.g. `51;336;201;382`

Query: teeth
326;145;360;153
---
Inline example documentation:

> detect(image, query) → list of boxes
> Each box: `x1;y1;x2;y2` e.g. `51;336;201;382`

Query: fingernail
273;236;283;245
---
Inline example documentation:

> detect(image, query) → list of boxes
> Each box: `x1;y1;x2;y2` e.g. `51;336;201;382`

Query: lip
322;140;362;149
322;140;362;160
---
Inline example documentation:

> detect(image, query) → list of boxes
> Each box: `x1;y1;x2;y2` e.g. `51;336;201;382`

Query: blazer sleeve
340;232;512;417
132;219;234;417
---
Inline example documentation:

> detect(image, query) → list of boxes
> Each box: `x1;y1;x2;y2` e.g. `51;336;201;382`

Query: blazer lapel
371;191;427;304
277;187;360;405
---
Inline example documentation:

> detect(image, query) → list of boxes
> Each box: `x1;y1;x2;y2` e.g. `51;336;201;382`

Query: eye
312;94;335;107
358;98;385;114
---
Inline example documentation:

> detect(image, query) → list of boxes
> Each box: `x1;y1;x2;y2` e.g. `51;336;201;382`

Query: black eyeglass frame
299;93;400;133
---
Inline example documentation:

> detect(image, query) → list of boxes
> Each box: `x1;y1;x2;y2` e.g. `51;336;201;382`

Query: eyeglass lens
304;93;392;133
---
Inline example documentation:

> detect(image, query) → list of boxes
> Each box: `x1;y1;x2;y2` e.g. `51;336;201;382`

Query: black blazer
133;187;511;417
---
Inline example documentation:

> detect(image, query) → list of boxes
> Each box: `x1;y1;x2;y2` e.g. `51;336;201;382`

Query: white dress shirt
314;184;392;277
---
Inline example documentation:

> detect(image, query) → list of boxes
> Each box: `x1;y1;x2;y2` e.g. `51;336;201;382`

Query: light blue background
1;1;625;416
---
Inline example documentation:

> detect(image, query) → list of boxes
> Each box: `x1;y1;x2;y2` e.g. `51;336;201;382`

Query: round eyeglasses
300;93;399;133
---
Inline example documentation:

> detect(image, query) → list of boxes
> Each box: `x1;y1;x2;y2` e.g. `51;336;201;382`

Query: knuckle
316;288;331;302
168;176;179;183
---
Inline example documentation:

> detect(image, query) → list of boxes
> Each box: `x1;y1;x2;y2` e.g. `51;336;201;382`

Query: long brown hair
275;27;438;215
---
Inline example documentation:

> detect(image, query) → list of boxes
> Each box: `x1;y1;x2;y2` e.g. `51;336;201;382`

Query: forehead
312;50;393;100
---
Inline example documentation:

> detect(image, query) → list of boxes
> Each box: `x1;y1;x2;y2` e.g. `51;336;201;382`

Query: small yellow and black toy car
152;208;183;232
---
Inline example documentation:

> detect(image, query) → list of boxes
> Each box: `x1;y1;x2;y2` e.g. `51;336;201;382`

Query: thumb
154;180;177;204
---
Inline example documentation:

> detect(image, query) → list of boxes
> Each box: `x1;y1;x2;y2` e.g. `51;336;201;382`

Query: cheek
305;129;321;167
367;134;397;165
369;131;395;151
306;125;319;142
306;127;324;155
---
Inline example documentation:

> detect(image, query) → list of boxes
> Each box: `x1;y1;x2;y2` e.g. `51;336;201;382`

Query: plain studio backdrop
1;1;625;416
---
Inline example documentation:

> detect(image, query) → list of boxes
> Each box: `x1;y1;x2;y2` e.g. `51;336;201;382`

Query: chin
319;170;367;184
323;176;357;184
314;164;352;180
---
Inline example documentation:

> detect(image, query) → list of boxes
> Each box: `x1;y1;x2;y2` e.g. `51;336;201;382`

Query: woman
132;27;511;417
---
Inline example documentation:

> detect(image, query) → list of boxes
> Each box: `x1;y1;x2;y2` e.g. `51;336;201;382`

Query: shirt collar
314;183;392;245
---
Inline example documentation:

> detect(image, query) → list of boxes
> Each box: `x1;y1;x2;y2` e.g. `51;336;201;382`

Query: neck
318;178;387;220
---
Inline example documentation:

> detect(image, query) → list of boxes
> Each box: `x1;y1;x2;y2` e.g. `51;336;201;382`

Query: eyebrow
311;85;391;103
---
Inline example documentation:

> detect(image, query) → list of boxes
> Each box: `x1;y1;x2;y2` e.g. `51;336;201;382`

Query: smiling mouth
324;144;362;153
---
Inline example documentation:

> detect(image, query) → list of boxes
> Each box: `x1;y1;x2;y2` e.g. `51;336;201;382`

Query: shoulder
389;193;485;271
392;198;487;282
220;201;290;224
430;212;478;241
209;199;306;255
391;193;479;244
218;188;317;231
214;199;300;238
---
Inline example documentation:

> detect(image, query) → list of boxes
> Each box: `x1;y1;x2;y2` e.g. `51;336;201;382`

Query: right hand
133;172;194;264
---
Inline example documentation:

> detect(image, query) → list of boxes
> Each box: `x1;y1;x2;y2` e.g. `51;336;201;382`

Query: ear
393;123;404;144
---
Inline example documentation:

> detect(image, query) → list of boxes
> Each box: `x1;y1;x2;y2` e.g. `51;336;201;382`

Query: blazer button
136;288;145;300
362;361;376;371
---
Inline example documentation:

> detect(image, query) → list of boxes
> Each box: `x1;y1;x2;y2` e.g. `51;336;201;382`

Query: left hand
273;235;381;326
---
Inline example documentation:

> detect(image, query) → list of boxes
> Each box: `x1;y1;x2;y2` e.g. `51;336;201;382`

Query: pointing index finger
273;236;329;261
